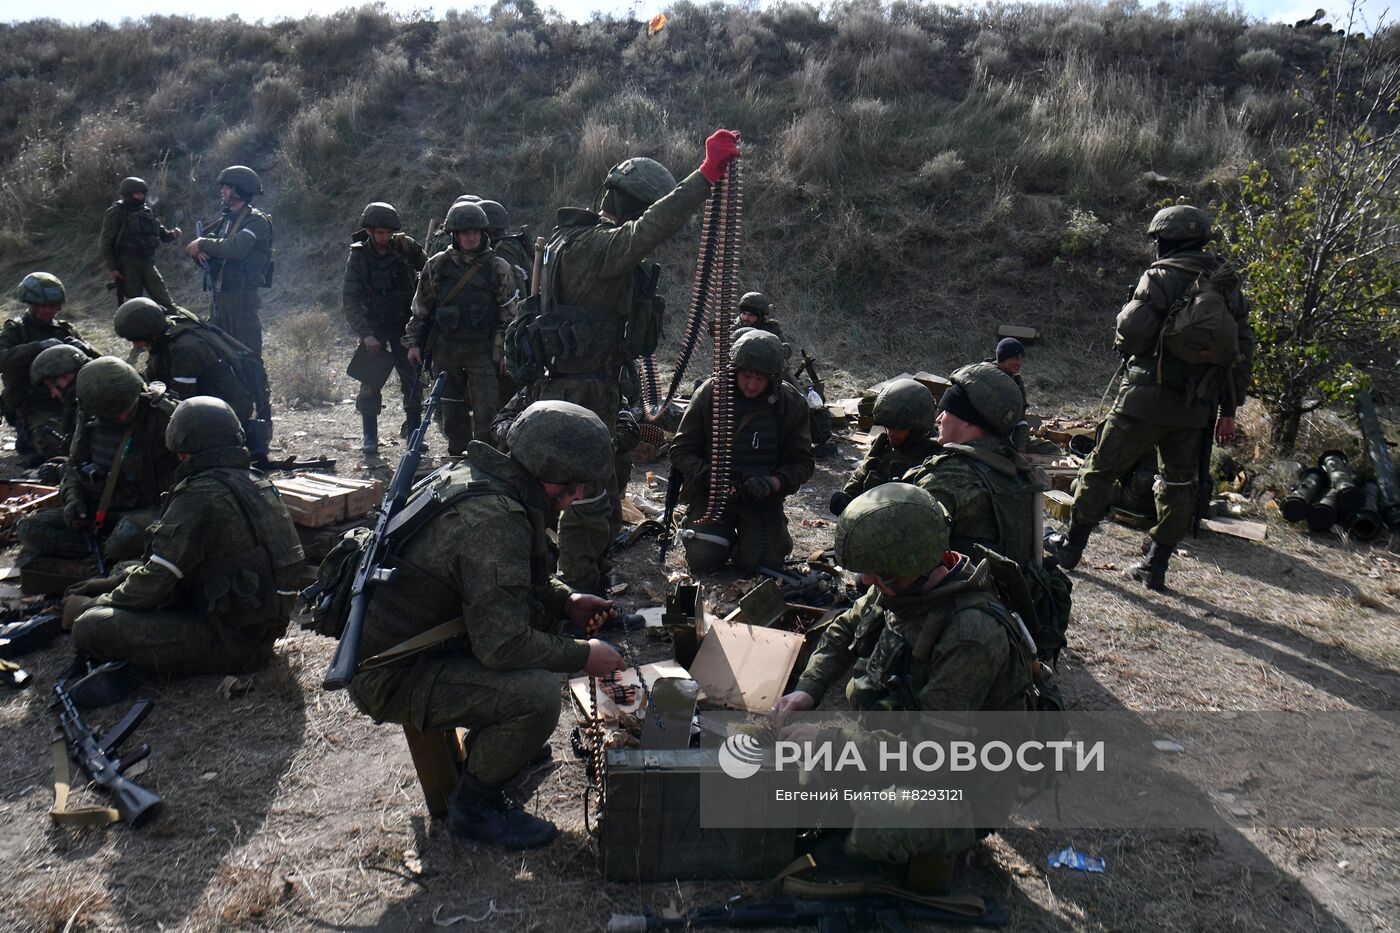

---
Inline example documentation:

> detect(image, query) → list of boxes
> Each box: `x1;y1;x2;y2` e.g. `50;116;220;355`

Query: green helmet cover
872;378;936;433
17;272;65;306
359;202;402;230
1148;205;1213;240
119;176;148;197
30;344;88;384
731;330;785;378
835;484;950;579
217;164;263;198
76;357;145;419
506;401;613;484
114;298;170;341
738;291;771;314
949;362;1023;436
166;396;245;453
604;157;676;208
445;202;490;233
478;200;510;229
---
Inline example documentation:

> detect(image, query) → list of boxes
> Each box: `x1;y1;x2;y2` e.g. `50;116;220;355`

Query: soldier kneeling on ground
670;330;814;574
29;344;91;460
344;401;627;850
830;377;940;516
65;398;304;675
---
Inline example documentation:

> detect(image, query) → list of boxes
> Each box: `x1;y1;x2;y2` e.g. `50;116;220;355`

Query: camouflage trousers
681;494;793;575
434;346;498;455
353;339;418;420
348;655;561;784
115;257;174;310
16;508;157;562
72;604;276;676
211;288;262;359
1071;410;1202;549
8;402;68;461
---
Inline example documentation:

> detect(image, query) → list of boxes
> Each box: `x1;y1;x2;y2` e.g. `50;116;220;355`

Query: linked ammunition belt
699;162;743;524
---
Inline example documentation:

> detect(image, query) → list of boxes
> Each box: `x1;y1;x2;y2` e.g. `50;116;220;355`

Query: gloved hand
829;491;853;516
63;499;89;530
742;475;775;502
62;594;96;631
699;130;741;184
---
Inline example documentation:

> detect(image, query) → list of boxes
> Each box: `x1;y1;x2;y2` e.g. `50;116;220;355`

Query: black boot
1128;540;1173;591
1049;522;1094;571
400;411;421;440
447;771;557;850
360;411;379;455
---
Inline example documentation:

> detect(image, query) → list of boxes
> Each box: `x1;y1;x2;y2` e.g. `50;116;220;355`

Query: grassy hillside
0;1;1346;397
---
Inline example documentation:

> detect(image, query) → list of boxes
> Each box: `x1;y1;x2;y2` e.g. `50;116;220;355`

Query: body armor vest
354;239;418;325
730;392;785;479
114;202;162;259
434;249;500;337
537;222;623;373
935;443;1038;566
212;207;272;291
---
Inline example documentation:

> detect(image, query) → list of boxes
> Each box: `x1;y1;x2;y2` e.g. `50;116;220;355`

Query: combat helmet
17;272;65;306
114;298;170;342
30;344;88;385
76;357;145;419
506;401;613;485
872;378;936;434
835;484;950;580
166;396;245;453
731;330;785;378
359;202;402;230
119;177;148;198
738;292;772;315
601;157;676;220
444;202;490;233
217;165;263;199
1147;205;1213;241
946;362;1023;437
478;200;510;230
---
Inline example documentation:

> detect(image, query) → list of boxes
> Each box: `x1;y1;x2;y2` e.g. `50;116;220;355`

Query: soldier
829;378;939;516
343;202;429;454
184;165;272;358
425;194;481;257
775;483;1035;893
345;401;627;849
17;358;179;563
670;330;814;573
29;344;90;452
113;297;272;458
97;176;181;309
1050;206;1254;590
0;273;96;465
521;129;740;592
991;337;1030;451
406;201;519;455
904;363;1072;662
66;398;303;675
734;291;788;350
479;199;533;288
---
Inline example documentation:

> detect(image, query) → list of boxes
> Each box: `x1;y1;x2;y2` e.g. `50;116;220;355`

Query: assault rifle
321;371;449;690
793;348;825;400
51;680;163;828
607;895;1006;931
658;466;683;564
193;219;220;328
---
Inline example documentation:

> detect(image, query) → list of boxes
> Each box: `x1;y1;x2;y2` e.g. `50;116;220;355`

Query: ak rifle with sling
51;680;163;828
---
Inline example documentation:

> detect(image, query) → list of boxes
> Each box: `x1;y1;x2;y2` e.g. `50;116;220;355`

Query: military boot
360;412;379;455
1048;522;1093;571
1128;540;1173;591
400;410;421;440
447;771;557;850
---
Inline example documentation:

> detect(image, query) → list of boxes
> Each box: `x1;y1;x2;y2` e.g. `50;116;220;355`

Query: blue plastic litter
1046;847;1106;872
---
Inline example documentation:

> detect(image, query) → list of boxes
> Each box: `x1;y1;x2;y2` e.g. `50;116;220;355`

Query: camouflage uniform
141;315;259;420
98;197;178;309
405;246;518;453
842;433;940;500
343;231;428;428
982;360;1030;452
0;310;90;461
670;374;814;572
71;446;303;675
347;441;590;784
491;233;534;291
192;204;273;358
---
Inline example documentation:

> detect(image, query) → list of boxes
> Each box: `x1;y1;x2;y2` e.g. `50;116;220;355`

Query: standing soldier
830;377;940;515
479;200;533;289
405;202;519;454
98;177;181;309
670;330;814;573
519;129;740;592
0;273;96;464
17;357;179;563
343;202;428;454
67;397;304;676
1050;206;1253;590
345;401;627;849
184;165;272;359
29;344;91;453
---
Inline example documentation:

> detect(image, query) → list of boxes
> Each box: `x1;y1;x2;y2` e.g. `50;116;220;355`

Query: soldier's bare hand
1214;416;1236;446
170;227;182;238
407;347;423;366
184;241;201;258
109;270;123;281
362;336;382;354
568;593;613;629
774;690;815;728
584;639;626;676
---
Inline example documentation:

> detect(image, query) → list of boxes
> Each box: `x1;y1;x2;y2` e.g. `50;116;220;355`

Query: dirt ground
2;329;1399;932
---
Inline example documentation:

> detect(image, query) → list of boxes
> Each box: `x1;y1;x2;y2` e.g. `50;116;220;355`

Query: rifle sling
95;424;137;526
438;256;486;310
213;205;252;291
358;617;466;671
49;738;120;826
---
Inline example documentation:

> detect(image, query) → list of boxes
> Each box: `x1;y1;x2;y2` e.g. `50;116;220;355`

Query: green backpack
1151;259;1240;368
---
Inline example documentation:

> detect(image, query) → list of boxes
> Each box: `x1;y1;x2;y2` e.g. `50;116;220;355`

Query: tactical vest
535;222;623;373
493;234;534;288
113;202;163;259
80;392;176;510
159;320;267;414
929;443;1038;566
730;392;784;479
352;238;419;324
212;207;273;291
433;249;500;338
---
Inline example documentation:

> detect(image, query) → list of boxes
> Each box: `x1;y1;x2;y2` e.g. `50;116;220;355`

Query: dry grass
264;309;338;408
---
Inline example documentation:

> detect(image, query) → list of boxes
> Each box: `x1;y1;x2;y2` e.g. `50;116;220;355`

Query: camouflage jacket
405;246;518;358
61;388;179;513
492;233;534;290
94;446;303;634
841;431;941;498
194;205;273;293
342;233;428;338
144;318;256;419
793;555;1032;713
903;435;1037;566
1114;250;1254;428
670;374;814;504
0;313;89;412
98;200;177;267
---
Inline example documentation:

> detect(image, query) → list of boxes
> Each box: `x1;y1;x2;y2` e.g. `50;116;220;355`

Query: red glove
699;130;741;183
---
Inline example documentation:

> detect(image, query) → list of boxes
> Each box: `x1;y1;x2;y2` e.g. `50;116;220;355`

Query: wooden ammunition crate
600;748;795;882
0;482;59;542
273;473;383;528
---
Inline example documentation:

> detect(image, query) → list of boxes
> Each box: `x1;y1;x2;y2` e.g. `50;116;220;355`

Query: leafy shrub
1060;208;1108;256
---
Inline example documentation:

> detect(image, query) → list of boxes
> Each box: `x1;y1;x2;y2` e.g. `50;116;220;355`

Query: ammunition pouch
534;303;618;371
623;262;665;358
503;296;545;384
